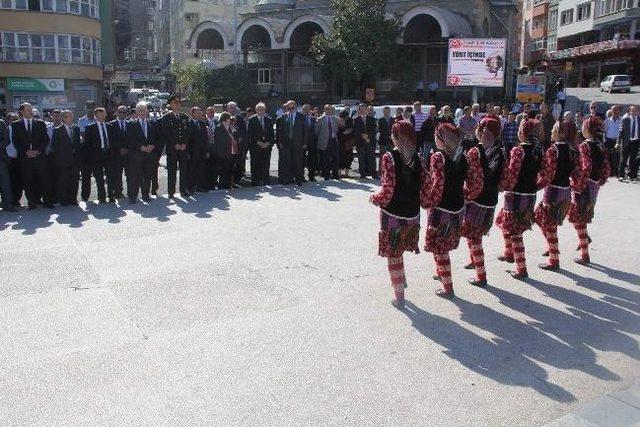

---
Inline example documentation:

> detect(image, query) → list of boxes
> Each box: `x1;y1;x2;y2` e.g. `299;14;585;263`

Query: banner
516;75;547;104
7;78;65;92
447;38;506;87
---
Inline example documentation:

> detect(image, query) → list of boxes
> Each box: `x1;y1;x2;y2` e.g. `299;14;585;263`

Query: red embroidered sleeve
420;157;431;202
499;146;524;192
599;148;611;187
537;145;558;189
464;146;484;200
570;142;592;192
421;152;445;209
371;152;395;207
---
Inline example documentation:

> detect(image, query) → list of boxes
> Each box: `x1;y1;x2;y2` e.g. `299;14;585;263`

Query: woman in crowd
338;108;354;177
370;121;428;309
461;115;503;287
422;123;483;299
213;112;238;189
495;118;544;279
568;115;611;265
535;118;578;270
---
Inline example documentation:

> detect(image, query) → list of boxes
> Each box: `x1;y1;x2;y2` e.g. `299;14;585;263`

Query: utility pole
490;8;516;100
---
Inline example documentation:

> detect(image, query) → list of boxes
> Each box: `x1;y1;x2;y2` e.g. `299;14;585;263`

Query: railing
547;39;640;60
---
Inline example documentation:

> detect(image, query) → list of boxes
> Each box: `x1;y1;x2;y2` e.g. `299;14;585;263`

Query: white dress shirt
604;116;622;139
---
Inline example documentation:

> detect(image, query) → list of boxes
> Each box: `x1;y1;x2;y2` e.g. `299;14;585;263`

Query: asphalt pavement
1;171;639;425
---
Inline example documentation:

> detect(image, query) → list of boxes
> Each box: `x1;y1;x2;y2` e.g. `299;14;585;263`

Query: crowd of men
0;95;637;213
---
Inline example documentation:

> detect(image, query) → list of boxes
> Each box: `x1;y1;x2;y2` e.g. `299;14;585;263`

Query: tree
171;61;256;106
310;0;404;94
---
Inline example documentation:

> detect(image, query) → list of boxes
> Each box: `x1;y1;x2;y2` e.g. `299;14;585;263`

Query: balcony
532;2;549;19
547;38;640;60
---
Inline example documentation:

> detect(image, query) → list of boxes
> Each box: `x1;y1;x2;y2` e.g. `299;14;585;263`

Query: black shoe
542;250;549;257
168;194;175;199
108;198;116;203
463;262;475;270
360;175;367;179
372;174;380;180
151;190;158;196
309;177;317;182
180;192;190;198
468;278;487;288
435;288;455;299
2;205;18;212
129;198;137;204
538;262;560;271
28;204;38;210
498;255;515;263
509;270;529;280
42;202;55;209
69;201;79;206
574;256;590;265
142;196;151;202
432;274;441;282
98;199;107;204
391;299;405;309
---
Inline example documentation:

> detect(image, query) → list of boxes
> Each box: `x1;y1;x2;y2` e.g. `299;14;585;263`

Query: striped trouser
574;223;589;259
543;226;560;266
387;256;406;292
434;252;453;292
511;233;527;274
467;238;486;282
502;232;514;260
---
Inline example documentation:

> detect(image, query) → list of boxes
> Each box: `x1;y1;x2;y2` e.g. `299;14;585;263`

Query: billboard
516;75;547;104
7;78;65;92
447;38;506;87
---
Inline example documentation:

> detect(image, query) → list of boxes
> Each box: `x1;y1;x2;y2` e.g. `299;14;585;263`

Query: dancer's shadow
55;205;90;228
402;300;575;402
587;262;640;287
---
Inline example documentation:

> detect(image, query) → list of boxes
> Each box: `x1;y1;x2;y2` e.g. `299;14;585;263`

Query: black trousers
20;156;47;207
128;154;156;199
167;151;189;195
356;141;377;177
207;154;218;190
7;157;22;206
189;155;207;192
307;141;319;179
278;142;293;184
110;155;126;197
234;143;248;182
56;166;80;205
82;161;110;202
604;138;619;177
151;153;161;194
293;143;306;183
217;156;235;189
250;145;272;186
0;159;14;208
620;139;640;179
319;138;339;179
44;156;57;204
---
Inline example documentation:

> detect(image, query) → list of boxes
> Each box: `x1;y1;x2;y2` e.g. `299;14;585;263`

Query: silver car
600;75;631;93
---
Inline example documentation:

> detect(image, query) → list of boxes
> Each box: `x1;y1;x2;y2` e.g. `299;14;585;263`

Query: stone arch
283;15;331;49
236;18;277;51
189;21;229;50
196;29;224;50
403;14;443;43
400;6;473;39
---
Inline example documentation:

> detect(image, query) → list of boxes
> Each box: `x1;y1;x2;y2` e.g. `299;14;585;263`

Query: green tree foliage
310;0;404;89
171;61;256;106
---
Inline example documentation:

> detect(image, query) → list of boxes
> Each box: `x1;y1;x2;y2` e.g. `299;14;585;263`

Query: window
560;9;574;25
530;37;547;50
577;2;591;20
547;35;557;52
0;0;27;8
258;68;271;85
548;9;558;30
0;31;100;65
596;0;633;17
124;48;133;60
0;0;98;17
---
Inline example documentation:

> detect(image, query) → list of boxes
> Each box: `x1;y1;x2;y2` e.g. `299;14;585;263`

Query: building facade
0;0;104;116
158;0;518;104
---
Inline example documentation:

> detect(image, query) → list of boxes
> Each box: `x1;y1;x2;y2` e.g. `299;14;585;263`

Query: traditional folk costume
568;116;611;265
371;121;428;308
535;119;578;270
461;116;504;287
423;123;483;299
496;118;544;279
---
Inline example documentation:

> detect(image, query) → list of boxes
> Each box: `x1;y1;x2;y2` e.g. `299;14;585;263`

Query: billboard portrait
447;38;507;87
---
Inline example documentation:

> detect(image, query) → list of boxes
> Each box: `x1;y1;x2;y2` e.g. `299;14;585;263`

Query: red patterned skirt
425;207;465;253
378;210;420;258
461;201;495;241
569;179;600;224
496;191;537;235
534;185;572;229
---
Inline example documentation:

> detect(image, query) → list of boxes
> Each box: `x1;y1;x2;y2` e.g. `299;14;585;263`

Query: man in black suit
108;105;130;198
50;110;81;205
227;101;247;183
159;95;191;198
302;104;319;182
13;102;51;209
377;106;394;175
2;112;22;208
247;102;274;187
187;106;209;194
81;107;115;203
0;116;17;211
616;105;639;181
204;106;218;190
353;103;379;179
126;103;159;202
276;100;307;185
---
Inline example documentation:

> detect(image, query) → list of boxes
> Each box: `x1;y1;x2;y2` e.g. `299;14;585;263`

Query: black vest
551;142;573;187
587;140;605;181
475;144;504;207
513;144;542;194
438;149;468;212
384;151;421;218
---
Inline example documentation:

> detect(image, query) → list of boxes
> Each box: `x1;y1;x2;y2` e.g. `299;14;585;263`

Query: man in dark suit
302;104;319;182
81;107;115;203
213;112;237;189
126;103;159;203
159;95;191;198
247;102;274;186
187;106;209;194
276;100;307;185
50;110;82;205
13;102;51;209
204;106;218;190
377;106;394;175
2;112;22;208
108;105;130;199
353;103;379;179
0;116;17;211
314;104;340;180
227;101;247;183
616;105;639;181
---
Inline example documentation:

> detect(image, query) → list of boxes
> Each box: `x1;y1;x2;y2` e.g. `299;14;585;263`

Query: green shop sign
7;78;65;92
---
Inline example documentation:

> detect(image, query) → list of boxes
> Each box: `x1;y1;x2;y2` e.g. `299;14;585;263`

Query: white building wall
557;0;595;39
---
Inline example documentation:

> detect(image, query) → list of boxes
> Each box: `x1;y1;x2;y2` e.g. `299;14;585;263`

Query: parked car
600;75;631;93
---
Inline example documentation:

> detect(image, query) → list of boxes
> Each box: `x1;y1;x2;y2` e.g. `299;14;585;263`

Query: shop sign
516;75;546;104
7;78;65;92
447;38;507;87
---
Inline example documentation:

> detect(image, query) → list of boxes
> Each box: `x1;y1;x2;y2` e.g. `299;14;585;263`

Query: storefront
3;76;100;117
